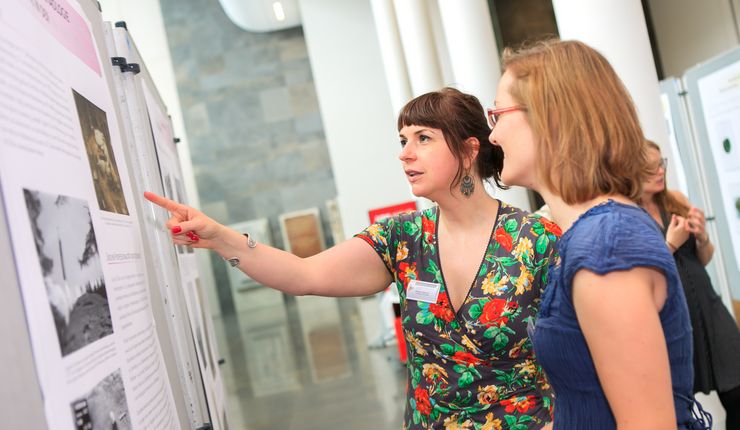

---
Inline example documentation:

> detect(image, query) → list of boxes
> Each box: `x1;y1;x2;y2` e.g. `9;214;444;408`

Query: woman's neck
640;193;660;211
435;181;500;232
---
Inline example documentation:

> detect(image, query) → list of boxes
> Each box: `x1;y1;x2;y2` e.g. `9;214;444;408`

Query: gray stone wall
160;0;337;312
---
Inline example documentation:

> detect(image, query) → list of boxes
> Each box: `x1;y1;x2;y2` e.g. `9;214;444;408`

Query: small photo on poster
730;181;740;220
72;90;129;215
23;189;113;356
713;119;740;172
70;369;131;430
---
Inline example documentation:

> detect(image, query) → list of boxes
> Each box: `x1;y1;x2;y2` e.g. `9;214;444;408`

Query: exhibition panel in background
660;77;732;312
0;0;223;429
683;46;740;311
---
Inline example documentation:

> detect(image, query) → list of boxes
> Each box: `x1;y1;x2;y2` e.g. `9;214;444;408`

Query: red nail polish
172;226;182;234
191;235;200;241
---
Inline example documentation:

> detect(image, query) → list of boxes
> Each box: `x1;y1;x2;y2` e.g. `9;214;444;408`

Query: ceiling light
273;2;286;21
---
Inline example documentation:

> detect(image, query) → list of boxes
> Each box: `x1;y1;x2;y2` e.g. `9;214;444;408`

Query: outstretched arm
144;192;392;297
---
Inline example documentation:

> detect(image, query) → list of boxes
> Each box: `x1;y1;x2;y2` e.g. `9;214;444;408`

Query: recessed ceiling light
273;2;286;21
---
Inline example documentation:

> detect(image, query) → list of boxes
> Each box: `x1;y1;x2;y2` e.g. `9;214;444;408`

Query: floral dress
356;202;560;430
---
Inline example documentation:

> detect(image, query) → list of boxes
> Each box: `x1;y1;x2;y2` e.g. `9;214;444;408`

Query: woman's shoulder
568;201;657;239
498;201;561;257
372;206;435;225
498;201;553;227
667;189;690;207
563;201;670;269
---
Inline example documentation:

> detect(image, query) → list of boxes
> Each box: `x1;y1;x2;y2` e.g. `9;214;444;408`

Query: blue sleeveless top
531;201;708;429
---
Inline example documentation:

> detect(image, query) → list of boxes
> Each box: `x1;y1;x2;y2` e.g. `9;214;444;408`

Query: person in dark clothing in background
640;140;740;429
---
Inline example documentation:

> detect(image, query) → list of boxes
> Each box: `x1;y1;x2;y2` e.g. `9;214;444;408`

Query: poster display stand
0;0;225;428
659;77;731;309
682;47;740;308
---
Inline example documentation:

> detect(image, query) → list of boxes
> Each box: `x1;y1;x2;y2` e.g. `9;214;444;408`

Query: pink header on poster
30;0;101;76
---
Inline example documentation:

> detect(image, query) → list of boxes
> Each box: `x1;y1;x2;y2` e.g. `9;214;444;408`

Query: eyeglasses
487;106;526;128
650;157;668;173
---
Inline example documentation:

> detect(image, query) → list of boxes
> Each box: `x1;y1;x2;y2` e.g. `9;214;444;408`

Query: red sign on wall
368;201;417;224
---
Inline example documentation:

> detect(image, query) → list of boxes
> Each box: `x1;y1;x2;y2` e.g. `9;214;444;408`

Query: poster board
683;46;740;303
0;0;183;428
103;22;207;428
107;22;227;428
139;61;228;430
279;208;326;258
658;78;691;197
659;77;728;305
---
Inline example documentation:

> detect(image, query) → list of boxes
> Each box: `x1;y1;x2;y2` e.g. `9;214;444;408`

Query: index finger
144;191;188;217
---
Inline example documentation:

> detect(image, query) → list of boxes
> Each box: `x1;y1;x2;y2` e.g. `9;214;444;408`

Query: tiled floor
210;287;729;430
212;288;406;429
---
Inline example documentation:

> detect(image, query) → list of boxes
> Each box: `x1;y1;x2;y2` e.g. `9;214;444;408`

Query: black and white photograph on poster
23;189;113;356
70;370;131;430
73;90;129;215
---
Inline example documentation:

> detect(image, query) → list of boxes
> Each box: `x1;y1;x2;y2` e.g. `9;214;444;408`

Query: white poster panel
141;80;227;428
107;24;209;427
0;1;179;429
696;62;740;267
660;92;690;196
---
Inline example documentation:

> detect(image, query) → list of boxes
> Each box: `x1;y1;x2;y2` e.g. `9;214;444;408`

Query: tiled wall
160;0;337;312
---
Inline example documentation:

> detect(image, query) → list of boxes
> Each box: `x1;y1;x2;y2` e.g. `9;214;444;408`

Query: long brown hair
501;40;647;204
643;140;689;217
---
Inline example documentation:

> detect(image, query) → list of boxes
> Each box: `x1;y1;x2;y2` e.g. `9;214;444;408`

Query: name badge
407;280;441;303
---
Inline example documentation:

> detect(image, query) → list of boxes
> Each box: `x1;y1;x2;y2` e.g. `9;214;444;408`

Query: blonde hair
643;140;690;218
501;39;647;204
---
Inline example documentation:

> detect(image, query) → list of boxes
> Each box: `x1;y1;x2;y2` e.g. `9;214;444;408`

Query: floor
211;287;729;430
212;287;406;430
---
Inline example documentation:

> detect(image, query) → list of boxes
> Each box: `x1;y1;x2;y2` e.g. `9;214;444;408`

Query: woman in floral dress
145;88;558;429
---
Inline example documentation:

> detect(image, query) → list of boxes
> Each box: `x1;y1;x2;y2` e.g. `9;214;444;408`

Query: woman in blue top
487;39;710;429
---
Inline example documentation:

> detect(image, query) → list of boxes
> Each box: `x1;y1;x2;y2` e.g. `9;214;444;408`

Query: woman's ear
465;137;480;170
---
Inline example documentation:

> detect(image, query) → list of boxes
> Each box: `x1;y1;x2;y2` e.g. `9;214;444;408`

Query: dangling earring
460;171;474;197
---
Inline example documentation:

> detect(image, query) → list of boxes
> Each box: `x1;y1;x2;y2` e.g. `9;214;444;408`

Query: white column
392;0;443;96
436;0;500;105
435;0;531;210
426;0;455;87
370;0;413;114
300;0;413;238
551;0;670;154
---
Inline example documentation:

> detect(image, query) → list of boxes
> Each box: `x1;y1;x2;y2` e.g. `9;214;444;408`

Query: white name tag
407;280;441;303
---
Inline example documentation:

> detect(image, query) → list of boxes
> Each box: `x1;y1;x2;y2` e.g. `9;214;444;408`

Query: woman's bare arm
573;267;675;430
145;192;392;297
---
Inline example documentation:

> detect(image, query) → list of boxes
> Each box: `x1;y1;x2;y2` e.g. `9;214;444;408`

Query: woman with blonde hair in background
641;140;740;429
488;39;711;429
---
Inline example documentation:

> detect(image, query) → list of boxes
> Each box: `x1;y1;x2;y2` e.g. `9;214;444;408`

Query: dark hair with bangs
397;87;506;190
